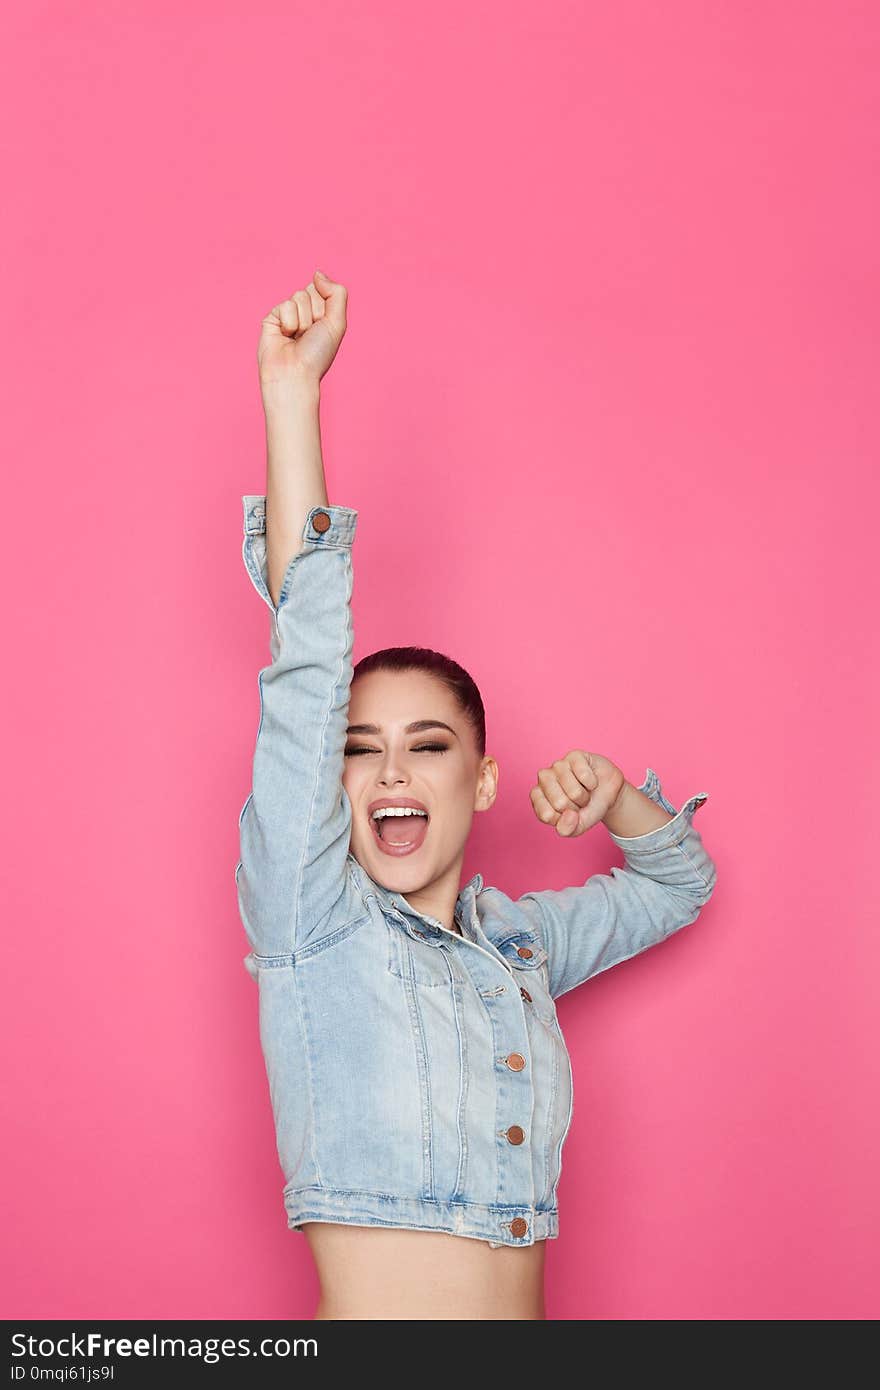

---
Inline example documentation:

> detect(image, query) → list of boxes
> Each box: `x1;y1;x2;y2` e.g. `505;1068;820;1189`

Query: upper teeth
372;807;428;820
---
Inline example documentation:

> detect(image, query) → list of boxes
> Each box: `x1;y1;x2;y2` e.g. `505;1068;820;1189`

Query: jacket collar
346;856;546;967
347;854;483;942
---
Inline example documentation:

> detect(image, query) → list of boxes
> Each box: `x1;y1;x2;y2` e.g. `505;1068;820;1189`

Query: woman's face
343;668;497;895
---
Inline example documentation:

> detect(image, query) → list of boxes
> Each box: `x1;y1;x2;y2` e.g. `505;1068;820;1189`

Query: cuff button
312;510;331;533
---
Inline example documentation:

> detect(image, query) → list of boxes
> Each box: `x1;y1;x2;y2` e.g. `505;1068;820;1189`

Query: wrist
602;777;633;830
602;776;677;839
260;372;321;412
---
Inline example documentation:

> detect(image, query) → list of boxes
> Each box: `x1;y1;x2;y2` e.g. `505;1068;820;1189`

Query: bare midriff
303;1222;547;1320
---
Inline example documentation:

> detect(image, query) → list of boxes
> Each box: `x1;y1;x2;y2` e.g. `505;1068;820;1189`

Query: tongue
381;814;428;845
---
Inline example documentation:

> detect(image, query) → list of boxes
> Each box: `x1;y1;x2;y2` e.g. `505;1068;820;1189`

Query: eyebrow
345;720;459;739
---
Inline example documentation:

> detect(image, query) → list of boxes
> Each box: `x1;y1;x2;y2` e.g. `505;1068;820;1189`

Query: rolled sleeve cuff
242;495;359;548
241;495;359;620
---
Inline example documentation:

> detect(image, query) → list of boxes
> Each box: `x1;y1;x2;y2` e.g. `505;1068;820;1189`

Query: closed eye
344;743;449;756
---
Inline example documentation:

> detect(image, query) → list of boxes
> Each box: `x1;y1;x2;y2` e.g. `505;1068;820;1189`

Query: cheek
441;775;478;827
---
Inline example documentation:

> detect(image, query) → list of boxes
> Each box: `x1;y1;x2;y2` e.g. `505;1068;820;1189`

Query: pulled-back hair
351;646;486;758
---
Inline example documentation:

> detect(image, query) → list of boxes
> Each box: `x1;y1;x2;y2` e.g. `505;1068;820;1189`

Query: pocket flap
494;929;548;970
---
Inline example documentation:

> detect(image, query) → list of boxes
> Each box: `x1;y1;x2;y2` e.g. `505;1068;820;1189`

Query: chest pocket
494;928;548;974
386;926;455;989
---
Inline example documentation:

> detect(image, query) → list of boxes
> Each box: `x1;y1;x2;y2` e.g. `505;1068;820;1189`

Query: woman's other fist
529;750;627;837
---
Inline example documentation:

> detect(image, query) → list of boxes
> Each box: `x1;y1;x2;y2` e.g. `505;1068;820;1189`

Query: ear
476;755;499;811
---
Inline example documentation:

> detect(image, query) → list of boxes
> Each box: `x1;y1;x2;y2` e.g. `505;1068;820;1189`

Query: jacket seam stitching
293;951;324;1187
250;910;371;967
670;839;715;895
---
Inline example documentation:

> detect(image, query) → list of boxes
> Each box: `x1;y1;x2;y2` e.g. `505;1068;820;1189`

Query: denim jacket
235;495;718;1249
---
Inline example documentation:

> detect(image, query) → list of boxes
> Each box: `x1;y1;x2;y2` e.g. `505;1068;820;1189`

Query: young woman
236;270;718;1320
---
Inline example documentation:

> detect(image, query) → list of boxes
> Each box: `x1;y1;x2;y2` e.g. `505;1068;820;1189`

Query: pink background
3;1;878;1320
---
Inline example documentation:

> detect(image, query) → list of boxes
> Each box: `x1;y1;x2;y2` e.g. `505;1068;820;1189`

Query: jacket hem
282;1185;559;1248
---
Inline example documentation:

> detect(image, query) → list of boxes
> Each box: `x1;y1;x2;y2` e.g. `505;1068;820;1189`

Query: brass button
509;1217;528;1238
517;946;533;958
312;510;331;533
505;1125;525;1145
520;987;532;1003
694;796;707;807
506;1053;526;1071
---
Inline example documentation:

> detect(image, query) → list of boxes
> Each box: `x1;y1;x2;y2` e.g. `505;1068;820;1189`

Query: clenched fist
530;751;627;837
257;269;348;392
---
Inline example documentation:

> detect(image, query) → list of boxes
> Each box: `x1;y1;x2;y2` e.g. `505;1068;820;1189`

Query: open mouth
370;810;430;857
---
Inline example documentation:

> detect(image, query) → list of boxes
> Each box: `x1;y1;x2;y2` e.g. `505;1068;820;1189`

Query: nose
378;772;408;788
375;750;410;787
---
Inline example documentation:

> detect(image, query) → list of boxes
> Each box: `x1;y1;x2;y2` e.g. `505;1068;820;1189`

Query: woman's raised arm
235;273;361;967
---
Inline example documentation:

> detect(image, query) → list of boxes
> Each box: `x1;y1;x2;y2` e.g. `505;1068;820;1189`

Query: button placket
394;891;537;1199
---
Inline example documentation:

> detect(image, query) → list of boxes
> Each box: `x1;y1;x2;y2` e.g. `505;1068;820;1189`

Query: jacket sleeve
516;768;717;999
234;494;359;961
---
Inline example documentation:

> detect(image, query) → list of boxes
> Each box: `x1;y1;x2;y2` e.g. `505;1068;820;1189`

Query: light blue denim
235;495;718;1248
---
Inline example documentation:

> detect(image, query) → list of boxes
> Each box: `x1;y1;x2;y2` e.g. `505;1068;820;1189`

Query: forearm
517;766;715;998
262;375;327;607
602;778;675;838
